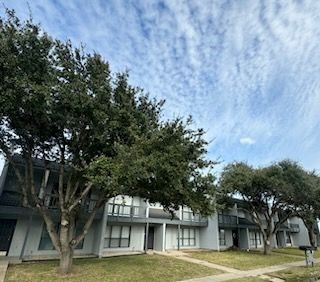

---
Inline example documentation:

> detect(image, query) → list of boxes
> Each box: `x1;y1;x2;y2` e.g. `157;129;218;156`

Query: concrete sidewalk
0;260;8;282
180;260;306;282
156;251;305;282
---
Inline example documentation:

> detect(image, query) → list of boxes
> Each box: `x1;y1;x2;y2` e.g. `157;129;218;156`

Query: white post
162;223;166;252
246;228;250;250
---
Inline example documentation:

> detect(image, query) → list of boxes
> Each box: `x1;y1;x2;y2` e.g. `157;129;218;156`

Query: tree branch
71;197;105;247
58;162;65;211
39;206;61;253
68;182;93;212
68;180;80;204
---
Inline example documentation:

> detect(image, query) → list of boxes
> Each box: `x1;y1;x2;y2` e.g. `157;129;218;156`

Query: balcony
107;203;146;222
44;194;101;214
289;223;300;233
218;214;238;226
181;210;207;223
0;191;22;207
218;214;258;228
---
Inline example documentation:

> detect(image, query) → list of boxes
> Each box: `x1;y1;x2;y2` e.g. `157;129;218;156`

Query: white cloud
2;0;320;171
239;137;256;145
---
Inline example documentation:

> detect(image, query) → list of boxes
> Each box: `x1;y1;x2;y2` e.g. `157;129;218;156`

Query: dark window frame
249;231;261;247
105;225;131;248
178;227;196;247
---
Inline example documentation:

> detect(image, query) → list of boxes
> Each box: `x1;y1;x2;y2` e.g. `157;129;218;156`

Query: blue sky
1;0;320;173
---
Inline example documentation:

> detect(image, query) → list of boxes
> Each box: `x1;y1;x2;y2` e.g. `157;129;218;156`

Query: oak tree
0;11;216;273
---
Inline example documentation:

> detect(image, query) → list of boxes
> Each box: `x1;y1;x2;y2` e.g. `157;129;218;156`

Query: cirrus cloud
1;0;320;172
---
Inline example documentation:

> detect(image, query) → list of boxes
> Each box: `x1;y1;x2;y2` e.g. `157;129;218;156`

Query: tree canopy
219;160;310;254
0;10;216;273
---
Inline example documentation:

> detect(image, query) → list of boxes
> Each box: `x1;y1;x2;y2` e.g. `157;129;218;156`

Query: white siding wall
154;225;164;251
199;215;219;250
165;225;178;250
290;217;310;247
9;217;97;258
8;217;28;257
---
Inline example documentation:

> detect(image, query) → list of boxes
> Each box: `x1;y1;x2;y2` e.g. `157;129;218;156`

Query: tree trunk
59;247;73;274
263;236;272;255
59;214;73;274
307;226;316;247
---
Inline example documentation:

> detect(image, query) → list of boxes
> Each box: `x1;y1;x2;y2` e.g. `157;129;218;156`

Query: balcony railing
289;223;300;233
0;191;99;214
44;194;98;213
218;214;238;225
0;191;22;206
181;211;207;223
107;203;146;218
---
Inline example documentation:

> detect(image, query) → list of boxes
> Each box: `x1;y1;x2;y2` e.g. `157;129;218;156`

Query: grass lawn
228;277;268;282
270;263;320;281
5;254;222;282
185;250;302;270
273;247;319;258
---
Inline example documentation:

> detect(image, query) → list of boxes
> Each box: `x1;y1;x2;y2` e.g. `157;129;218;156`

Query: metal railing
289;223;300;233
0;191;99;214
107;203;146;218
218;214;238;225
181;211;207;223
44;194;98;212
0;191;22;206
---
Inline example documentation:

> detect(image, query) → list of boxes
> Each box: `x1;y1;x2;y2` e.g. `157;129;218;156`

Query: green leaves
0;10;216;217
219;159;320;239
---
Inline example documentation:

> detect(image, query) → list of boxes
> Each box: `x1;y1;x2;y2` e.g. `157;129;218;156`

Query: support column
162;223;166;252
246;228;250;250
177;224;181;250
98;203;108;258
145;222;149;253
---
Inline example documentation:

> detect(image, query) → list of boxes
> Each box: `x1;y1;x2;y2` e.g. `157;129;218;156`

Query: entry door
232;230;239;247
0;219;16;255
147;227;155;249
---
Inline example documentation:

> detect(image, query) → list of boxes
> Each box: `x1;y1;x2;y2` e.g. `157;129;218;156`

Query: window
178;228;196;246
249;231;261;247
108;197;132;216
219;229;226;246
182;207;193;221
39;224;57;250
38;222;84;250
104;225;131;248
182;207;197;221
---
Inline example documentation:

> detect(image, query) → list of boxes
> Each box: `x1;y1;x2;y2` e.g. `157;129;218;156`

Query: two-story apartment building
0;158;316;260
217;200;316;251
